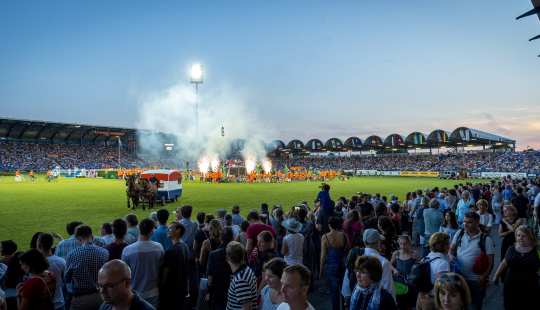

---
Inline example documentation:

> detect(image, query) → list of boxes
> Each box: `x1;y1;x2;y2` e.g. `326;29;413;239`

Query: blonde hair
515;225;536;246
429;232;450;253
434;273;471;309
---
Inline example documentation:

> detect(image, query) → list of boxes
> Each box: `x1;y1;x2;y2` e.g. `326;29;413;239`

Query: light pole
190;63;204;136
116;136;121;169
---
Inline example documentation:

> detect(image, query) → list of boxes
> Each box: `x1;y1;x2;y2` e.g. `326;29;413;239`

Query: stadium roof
0;117;136;144
0;117;516;152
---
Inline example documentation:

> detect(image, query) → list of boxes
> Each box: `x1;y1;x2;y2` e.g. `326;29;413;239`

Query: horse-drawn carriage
126;169;183;210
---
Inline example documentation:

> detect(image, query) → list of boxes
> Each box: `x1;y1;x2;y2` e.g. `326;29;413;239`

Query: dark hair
75;225;92;239
157;209;170;225
360;203;374;218
112;219;128;239
19;249;49;274
260;203;269;214
283;264;311;287
125;214;139;227
464;211;480;222
443;212;459;229
225;214;233;226
102;223;113;235
196;212;206;225
170;222;186;237
297;207;308;221
37;233;54;252
378;216;395;236
258;230;274;243
181;205;193;218
240;220;250;232
232;205;240;214
221;226;234;245
355;255;382;282
328;216;342;230
390;203;400;214
30;232;44;249
321;183;330;191
247;210;260;221
226;241;245;265
263;257;287;278
139;218;155;236
375;203;387;217
0;240;17;256
66;221;83;235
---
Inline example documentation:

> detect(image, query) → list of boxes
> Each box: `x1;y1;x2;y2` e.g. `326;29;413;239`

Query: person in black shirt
158;222;190;310
206;227;234;310
511;187;529;219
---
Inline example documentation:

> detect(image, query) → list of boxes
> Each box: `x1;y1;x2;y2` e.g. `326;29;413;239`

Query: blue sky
1;0;540;148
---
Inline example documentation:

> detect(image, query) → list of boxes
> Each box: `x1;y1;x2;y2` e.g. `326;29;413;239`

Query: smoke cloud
135;79;275;169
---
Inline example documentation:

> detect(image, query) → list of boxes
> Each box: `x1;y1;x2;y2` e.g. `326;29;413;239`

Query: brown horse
139;178;157;209
126;175;141;210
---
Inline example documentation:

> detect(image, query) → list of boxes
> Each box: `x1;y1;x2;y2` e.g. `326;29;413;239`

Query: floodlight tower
190;63;204;136
116;136;121;169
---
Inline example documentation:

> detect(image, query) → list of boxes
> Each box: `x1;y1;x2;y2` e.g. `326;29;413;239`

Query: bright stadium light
190;63;203;83
190;63;204;136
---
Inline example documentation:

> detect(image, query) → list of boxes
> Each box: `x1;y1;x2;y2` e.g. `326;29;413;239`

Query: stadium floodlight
190;63;204;136
190;63;204;84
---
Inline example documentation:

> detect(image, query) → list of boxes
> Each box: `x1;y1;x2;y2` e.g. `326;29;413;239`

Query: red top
19;274;55;310
246;223;276;243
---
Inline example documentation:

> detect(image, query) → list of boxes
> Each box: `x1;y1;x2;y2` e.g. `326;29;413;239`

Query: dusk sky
1;0;540;149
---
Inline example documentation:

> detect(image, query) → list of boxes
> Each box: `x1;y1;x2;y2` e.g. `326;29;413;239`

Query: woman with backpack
16;249;56;310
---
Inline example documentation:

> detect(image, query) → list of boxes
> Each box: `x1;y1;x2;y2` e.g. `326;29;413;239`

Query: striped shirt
226;265;257;310
55;236;80;259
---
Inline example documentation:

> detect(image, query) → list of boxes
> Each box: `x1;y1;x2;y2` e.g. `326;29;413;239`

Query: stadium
2;2;540;310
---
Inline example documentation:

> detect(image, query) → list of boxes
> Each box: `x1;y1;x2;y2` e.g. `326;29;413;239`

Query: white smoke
135;79;274;169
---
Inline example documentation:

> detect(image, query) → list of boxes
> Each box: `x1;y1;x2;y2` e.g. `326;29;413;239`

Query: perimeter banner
399;171;440;177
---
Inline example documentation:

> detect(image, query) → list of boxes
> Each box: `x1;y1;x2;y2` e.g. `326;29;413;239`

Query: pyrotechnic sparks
245;158;256;173
198;157;210;174
210;158;220;172
262;159;272;173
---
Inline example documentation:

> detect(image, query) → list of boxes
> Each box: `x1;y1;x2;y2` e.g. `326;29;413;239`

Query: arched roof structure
344;137;363;151
325;138;344;151
384;134;405;148
306;139;324;152
405;132;427;146
365;135;383;148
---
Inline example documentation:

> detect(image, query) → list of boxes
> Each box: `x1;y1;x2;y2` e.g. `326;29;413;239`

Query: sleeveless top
323;233;346;273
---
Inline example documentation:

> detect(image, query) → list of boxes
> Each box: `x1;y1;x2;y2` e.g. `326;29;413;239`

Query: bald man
98;260;155;310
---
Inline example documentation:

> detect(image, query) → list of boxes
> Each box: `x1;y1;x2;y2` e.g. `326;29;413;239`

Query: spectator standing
450;212;494;310
423;199;443;257
98;260;154;310
179;205;199;249
456;191;474;226
55;221;82;259
433;273;472;310
37;233;66;310
158;221;190;310
493;225;540;310
99;223;114;246
277;264;314;310
65;225;109;310
231;205;244;226
17;249;56;310
260;258;287;310
245;211;276;254
121;219;164;308
349;256;397;310
151;209;172;251
361;228;395;299
511;187;529;219
439;211;459;240
320;216;348;310
281;218;304;266
207;227;234;310
105;219;129;261
125;214;139;244
225;242;257;310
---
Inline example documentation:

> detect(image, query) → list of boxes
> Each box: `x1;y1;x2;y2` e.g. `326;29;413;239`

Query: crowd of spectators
2;140;540;175
273;151;540;174
1;176;540;309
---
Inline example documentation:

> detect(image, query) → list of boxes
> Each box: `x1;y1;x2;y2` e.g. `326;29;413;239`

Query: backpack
345;247;364;289
453;229;489;275
408;256;439;293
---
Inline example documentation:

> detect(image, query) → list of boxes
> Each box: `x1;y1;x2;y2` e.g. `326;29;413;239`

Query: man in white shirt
277;264;315;310
362;229;395;299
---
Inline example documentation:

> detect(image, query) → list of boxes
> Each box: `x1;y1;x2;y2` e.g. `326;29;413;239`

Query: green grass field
0;176;468;249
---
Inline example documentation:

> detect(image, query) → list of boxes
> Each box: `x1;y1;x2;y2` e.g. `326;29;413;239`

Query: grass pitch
0;176;467;249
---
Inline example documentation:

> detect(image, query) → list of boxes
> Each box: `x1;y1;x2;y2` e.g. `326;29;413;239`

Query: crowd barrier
479;172;528;179
355;170;439;177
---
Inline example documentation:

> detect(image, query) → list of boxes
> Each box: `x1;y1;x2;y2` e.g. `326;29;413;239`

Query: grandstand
2;117;536;175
